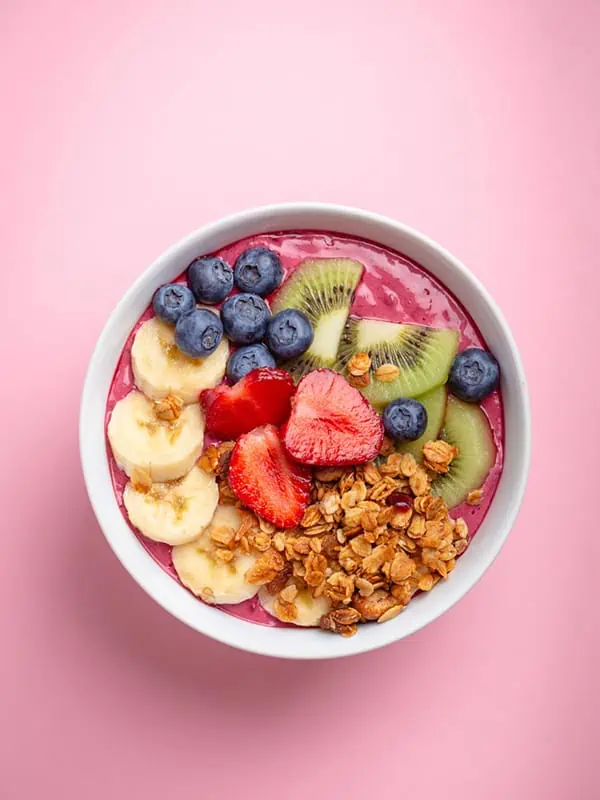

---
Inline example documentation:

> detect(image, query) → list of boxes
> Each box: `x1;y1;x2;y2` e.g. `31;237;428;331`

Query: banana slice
123;466;218;545
108;390;204;482
132;317;229;404
172;505;259;605
259;585;331;627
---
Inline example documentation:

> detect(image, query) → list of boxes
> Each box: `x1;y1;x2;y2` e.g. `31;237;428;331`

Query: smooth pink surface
1;1;597;798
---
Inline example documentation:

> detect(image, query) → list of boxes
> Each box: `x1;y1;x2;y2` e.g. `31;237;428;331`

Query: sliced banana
131;317;229;404
108;390;204;482
172;506;259;605
259;585;331;627
123;466;218;545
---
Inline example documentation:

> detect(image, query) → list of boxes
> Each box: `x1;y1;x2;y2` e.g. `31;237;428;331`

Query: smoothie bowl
80;204;530;659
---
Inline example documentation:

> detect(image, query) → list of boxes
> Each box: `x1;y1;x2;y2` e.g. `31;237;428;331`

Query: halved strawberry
200;367;295;440
283;369;384;466
228;424;312;528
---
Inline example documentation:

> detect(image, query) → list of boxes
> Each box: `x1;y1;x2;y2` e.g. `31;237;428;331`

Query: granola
347;372;371;389
466;489;483;506
422;440;458;474
152;393;183;422
208;436;472;637
374;363;400;382
347;352;371;377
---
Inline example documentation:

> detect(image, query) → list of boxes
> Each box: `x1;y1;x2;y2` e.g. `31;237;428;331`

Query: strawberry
283;369;384;466
200;367;295;441
228;424;312;528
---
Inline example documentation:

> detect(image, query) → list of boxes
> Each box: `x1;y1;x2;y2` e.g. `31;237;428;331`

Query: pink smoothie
105;231;504;627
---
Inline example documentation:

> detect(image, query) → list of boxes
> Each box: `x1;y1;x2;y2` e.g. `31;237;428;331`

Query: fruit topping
266;308;314;359
187;256;233;304
201;367;295;440
431;396;496;508
131;318;229;403
174;308;224;358
152;283;195;324
386;492;413;512
221;292;271;345
107;391;205;483
283;369;384;466
396;385;447;460
228;424;312;528
271;258;364;380
383;398;428;442
234;247;284;296
172;505;260;605
226;343;276;383
448;347;500;402
337;318;459;406
259;584;331;627
124;465;219;545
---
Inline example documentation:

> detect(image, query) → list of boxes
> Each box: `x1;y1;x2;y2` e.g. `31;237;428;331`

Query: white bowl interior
80;203;530;659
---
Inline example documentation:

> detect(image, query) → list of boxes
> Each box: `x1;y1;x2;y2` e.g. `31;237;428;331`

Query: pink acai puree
105;232;504;627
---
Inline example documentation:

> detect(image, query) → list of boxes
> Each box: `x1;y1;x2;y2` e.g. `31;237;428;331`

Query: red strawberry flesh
200;367;295;441
283;369;384;466
228;424;311;528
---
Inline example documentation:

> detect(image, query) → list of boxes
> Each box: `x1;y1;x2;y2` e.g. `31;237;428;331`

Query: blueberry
221;293;271;345
233;247;283;296
383;398;428;442
174;309;223;358
266;309;314;359
226;344;276;383
152;283;195;324
187;256;233;305
448;348;500;402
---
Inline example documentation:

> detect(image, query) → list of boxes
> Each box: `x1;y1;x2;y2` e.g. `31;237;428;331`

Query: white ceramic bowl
80;203;530;659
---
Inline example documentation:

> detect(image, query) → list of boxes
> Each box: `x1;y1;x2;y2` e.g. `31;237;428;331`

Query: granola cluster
346;351;401;389
199;436;471;637
152;394;183;422
135;393;185;444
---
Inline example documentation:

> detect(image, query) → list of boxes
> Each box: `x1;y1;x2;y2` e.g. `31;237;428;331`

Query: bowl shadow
62;472;440;719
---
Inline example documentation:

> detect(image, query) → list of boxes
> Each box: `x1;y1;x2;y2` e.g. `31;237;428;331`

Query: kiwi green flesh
272;258;364;382
281;351;331;382
397;385;448;461
431;396;496;509
271;258;364;321
336;317;459;403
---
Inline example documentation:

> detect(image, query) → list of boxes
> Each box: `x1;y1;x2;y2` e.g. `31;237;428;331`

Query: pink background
1;1;597;798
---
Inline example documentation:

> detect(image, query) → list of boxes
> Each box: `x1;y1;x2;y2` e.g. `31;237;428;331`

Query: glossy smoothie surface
106;231;504;626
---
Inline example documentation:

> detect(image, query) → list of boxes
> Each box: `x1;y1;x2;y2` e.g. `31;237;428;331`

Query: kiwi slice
336;317;459;406
432;396;496;509
271;258;364;380
397;385;448;461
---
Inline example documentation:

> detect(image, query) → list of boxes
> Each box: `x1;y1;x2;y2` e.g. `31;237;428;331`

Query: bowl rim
80;202;531;659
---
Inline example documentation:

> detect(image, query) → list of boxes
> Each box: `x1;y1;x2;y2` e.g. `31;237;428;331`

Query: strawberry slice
228;424;312;528
200;367;295;440
283;369;384;466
